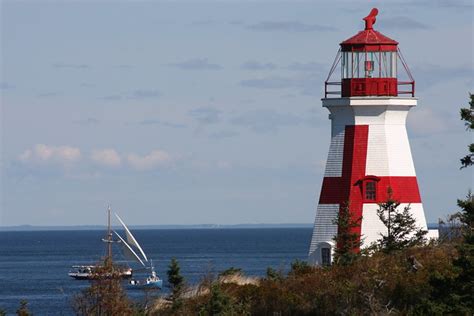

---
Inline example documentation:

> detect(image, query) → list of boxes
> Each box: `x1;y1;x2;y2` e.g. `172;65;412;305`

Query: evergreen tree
375;188;427;253
206;283;231;315
265;267;283;281
460;93;474;168
332;202;362;265
455;94;474;311
16;300;31;316
167;258;185;307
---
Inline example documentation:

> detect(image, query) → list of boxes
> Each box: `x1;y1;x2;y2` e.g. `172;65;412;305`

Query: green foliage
167;258;185;308
460;93;474;168
332;201;362;265
374;188;427;253
204;283;232;315
16;300;31;316
265;267;283;281
289;259;313;276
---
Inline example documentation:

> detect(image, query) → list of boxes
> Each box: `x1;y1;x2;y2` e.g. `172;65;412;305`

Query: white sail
114;231;145;267
115;213;148;262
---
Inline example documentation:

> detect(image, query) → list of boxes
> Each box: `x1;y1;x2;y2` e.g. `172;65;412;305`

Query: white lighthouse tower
309;9;436;266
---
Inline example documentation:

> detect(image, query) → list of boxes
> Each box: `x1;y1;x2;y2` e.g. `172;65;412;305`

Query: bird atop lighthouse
309;8;436;266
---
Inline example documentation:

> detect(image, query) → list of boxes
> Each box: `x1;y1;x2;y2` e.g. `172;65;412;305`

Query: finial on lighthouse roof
363;8;378;30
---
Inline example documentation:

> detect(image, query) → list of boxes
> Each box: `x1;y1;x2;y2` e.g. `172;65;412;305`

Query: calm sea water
0;228;311;315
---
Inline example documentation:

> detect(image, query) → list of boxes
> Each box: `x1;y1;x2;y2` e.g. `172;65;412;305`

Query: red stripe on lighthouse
318;125;422;250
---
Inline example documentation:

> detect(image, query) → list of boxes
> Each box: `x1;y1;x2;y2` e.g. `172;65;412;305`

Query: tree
265;267;283;282
332;202;362;265
451;94;474;311
71;263;133;315
374;188;427;253
460;93;474;168
16;300;31;316
205;283;232;315
167;258;185;307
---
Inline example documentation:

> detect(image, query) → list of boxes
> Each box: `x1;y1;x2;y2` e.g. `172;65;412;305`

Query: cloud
241;61;277;71
0;82;14;90
127;150;172;171
37;92;59;97
287;62;326;73
116;64;133;69
209;131;239;139
80;83;95;88
191;20;216;26
231;109;303;133
19;144;81;165
168;58;222;70
240;73;324;96
102;95;122;101
393;0;472;10
73;118;100;126
411;64;474;90
240;77;297;89
247;21;336;32
139;119;186;128
189;107;221;125
52;63;90;69
379;16;431;30
91;149;121;167
130;89;161;99
408;108;449;136
100;89;160;101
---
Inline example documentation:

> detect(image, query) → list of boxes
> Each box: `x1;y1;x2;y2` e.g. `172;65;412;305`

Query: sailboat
114;213;163;289
68;207;133;280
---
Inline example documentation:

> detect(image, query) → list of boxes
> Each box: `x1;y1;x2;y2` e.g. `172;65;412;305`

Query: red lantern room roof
340;8;398;52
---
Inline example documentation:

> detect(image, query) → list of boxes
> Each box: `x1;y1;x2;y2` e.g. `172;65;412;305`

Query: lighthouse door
321;248;331;266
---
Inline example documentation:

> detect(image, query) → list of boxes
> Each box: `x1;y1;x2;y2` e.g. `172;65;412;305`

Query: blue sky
1;0;472;226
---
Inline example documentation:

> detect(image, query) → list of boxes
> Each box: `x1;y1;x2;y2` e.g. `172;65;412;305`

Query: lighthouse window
343;51;395;79
321;248;331;266
380;51;397;78
365;181;377;201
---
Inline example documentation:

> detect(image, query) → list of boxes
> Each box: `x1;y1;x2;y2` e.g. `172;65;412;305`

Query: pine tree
460;93;474;168
454;94;474;311
375;188;427;253
16;300;31;316
207;283;231;315
332;201;362;265
167;257;185;307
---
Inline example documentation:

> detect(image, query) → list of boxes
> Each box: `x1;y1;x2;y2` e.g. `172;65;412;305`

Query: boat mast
108;207;112;260
104;206;113;266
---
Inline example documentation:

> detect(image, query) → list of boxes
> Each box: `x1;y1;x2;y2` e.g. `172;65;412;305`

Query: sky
0;0;472;226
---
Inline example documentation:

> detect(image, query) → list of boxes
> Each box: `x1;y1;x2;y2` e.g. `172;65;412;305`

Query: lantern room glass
341;51;397;79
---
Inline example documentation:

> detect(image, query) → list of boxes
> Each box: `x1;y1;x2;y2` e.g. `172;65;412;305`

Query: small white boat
114;214;163;290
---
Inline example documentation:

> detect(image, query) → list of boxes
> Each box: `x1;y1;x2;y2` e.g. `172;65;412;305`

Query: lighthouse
308;9;436;266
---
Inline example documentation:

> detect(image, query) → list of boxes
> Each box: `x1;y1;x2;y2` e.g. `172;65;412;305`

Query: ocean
0;228;312;315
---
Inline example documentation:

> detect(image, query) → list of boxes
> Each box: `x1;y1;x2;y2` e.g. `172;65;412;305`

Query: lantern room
324;8;415;98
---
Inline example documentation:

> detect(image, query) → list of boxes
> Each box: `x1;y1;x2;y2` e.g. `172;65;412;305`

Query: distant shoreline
0;222;440;232
0;223;314;232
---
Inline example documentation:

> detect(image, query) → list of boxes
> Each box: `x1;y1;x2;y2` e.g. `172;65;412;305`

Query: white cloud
127;150;172;171
19;144;81;165
91;149;121;167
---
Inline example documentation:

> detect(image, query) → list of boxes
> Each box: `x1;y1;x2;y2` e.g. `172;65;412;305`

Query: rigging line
325;48;341;82
397;48;414;81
